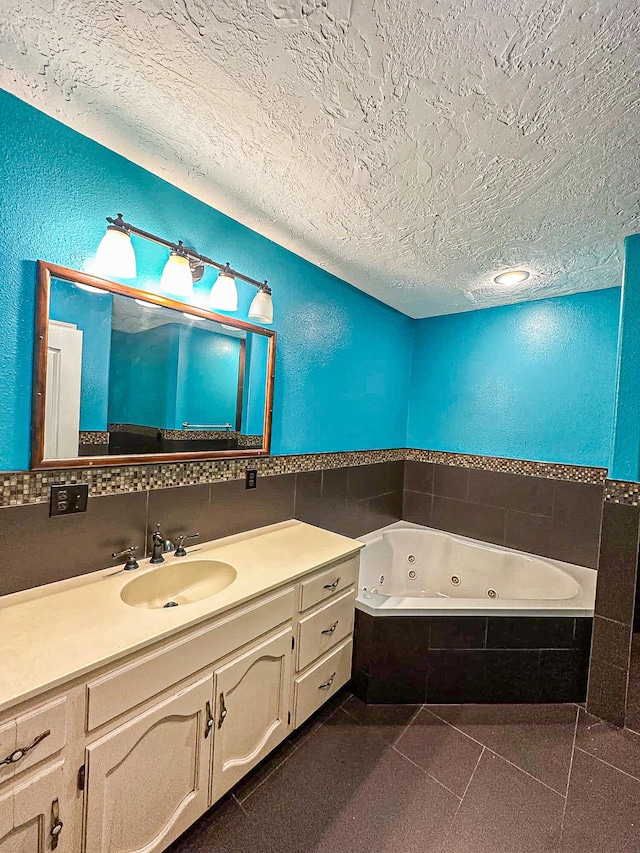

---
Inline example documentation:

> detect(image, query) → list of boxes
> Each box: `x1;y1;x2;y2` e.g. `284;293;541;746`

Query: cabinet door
211;627;292;802
84;675;213;853
0;762;67;853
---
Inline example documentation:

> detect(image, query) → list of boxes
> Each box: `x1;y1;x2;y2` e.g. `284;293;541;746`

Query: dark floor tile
242;708;459;852
575;708;640;781
431;495;506;545
404;461;435;494
347;463;389;500
550;481;603;569
486;616;575;650
433;464;469;500
591;615;632;670
484;650;539;702
586;653;628;727
341;695;419;745
538;650;589;703
0;491;148;595
403;489;432;526
428;703;578;795
468;470;554;516
594;501;640;623
441;750;564;853
208;474;295;538
430;616;487;649
426;650;486;703
169;795;266;853
561;748;640;853
147;483;214;544
504;510;553;556
395;708;483;796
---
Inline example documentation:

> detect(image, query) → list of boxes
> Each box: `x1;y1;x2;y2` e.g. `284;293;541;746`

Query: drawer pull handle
204;701;214;738
218;692;228;729
318;672;336;690
0;729;51;767
50;798;63;850
321;620;339;636
323;578;341;591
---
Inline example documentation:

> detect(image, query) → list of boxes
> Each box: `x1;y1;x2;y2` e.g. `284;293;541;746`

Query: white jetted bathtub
356;521;596;618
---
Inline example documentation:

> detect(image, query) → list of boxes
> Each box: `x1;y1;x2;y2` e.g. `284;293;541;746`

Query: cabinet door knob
321;620;339;635
218;692;228;729
50;798;63;850
205;701;214;738
318;672;336;690
323;577;340;591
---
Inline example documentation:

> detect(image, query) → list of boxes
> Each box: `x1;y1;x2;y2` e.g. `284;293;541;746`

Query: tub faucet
150;523;174;564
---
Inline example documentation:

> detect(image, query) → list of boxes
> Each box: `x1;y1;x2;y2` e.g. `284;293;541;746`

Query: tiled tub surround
404;460;605;569
353;611;592;704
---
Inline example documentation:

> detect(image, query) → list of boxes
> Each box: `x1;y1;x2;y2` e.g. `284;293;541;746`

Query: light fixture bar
106;214;272;294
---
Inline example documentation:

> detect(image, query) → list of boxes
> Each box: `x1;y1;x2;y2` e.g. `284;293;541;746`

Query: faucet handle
174;533;200;557
111;546;139;571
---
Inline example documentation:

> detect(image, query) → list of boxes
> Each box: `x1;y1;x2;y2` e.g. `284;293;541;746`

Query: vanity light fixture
248;285;274;324
134;298;162;309
209;264;238;311
94;214;137;279
493;269;531;286
160;242;193;297
95;214;274;323
75;282;107;295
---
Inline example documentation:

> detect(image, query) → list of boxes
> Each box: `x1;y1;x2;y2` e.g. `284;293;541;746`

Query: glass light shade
160;253;193;297
75;282;106;294
248;289;273;324
94;227;137;278
209;271;238;311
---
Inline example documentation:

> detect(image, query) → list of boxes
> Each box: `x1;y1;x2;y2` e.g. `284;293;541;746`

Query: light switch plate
49;484;89;517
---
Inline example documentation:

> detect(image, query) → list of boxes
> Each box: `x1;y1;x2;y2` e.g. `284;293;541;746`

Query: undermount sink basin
120;560;237;609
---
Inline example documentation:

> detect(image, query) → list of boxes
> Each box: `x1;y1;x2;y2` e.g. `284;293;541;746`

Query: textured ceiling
1;1;639;317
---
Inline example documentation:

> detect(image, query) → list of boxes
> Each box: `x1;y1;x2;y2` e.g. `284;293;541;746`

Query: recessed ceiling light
493;269;531;286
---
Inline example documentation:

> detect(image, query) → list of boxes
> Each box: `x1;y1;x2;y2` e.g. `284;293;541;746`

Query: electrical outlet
50;484;89;517
245;468;258;490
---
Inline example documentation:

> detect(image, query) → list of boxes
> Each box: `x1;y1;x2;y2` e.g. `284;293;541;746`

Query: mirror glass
42;274;270;460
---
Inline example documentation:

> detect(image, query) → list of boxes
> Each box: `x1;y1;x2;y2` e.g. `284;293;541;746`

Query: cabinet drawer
86;587;295;731
296;589;355;672
0;696;68;785
293;638;353;727
299;556;359;613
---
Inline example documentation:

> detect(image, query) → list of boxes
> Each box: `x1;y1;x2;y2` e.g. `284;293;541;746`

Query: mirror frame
31;260;277;470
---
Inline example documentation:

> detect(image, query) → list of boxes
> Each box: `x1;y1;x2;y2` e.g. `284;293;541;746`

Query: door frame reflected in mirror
31;261;276;470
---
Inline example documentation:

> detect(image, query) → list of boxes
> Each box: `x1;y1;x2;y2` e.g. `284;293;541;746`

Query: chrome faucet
111;546;139;571
174;533;200;557
150;524;174;564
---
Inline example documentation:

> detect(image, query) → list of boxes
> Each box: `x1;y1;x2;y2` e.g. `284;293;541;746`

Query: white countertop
0;520;362;714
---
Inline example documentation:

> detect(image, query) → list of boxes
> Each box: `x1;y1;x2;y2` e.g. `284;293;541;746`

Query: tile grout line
448;746;485;830
390;744;463;800
423;707;570;797
573;745;640;784
558;705;580;843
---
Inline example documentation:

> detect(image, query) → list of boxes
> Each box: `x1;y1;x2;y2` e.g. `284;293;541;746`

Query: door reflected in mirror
32;262;275;467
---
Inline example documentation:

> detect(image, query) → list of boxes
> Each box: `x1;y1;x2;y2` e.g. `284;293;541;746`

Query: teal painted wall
406;288;621;468
242;334;268;436
609;235;640;481
49;279;113;431
0;88;413;470
176;326;240;430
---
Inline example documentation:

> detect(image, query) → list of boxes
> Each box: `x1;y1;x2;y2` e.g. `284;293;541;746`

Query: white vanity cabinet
211;627;292;802
84;676;212;853
0;546;359;853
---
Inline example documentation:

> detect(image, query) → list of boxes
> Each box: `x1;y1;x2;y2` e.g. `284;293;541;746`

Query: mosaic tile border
79;431;110;445
0;448;606;509
605;479;640;506
406;449;607;485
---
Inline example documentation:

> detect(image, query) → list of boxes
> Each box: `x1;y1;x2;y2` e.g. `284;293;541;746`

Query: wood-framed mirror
31;261;276;469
